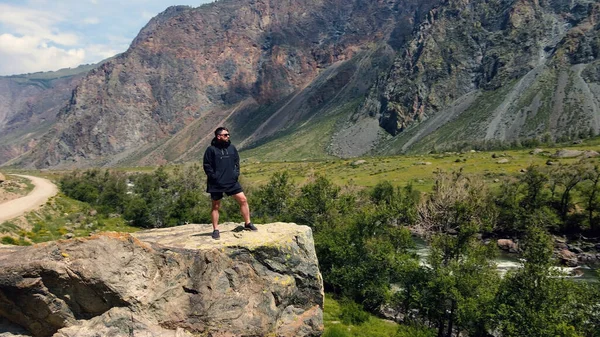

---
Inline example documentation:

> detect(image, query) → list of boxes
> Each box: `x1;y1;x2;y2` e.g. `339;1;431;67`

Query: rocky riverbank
497;236;600;269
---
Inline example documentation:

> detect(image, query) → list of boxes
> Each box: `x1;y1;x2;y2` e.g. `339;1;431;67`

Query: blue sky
0;0;213;76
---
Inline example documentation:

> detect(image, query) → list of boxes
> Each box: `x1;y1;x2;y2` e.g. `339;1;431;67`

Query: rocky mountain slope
0;223;323;337
2;0;599;168
0;64;101;166
359;0;600;155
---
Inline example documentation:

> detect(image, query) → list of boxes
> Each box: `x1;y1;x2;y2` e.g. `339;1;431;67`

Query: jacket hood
211;137;231;149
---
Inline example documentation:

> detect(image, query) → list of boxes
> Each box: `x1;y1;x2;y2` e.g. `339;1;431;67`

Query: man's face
217;131;230;142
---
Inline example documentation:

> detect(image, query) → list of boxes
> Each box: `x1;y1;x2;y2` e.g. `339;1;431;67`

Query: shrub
1;236;17;245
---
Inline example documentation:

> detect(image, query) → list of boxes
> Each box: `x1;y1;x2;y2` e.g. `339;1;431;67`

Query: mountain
360;0;600;155
2;0;599;168
0;63;104;165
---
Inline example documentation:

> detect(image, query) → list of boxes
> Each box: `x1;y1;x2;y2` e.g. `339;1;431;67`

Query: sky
0;0;214;76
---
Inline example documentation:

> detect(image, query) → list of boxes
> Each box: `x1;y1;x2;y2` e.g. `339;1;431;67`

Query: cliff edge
0;223;324;337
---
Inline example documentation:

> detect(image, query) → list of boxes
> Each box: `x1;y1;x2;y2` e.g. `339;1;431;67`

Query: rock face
0;223;323;337
0;64;99;165
15;0;437;168
2;0;599;167
360;0;600;154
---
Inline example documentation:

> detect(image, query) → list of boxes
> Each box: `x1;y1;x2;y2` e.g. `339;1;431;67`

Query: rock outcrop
0;223;323;337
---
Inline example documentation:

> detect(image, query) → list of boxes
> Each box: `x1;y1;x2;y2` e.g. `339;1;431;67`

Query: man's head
214;127;230;143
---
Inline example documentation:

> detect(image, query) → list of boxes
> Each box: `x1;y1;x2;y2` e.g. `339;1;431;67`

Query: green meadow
241;144;600;191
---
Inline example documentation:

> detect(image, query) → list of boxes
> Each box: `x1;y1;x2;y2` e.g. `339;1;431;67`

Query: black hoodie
203;137;241;192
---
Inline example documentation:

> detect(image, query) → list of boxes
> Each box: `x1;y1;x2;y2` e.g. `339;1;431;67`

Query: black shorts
210;186;243;200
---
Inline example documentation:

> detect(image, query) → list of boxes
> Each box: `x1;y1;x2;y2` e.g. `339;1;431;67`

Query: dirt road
0;175;58;223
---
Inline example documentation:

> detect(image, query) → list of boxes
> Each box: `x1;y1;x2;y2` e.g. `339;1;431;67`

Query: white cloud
0;0;214;75
0;33;85;75
84;44;120;61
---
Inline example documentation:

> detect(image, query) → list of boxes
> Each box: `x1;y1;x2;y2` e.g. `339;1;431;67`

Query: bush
1;236;17;245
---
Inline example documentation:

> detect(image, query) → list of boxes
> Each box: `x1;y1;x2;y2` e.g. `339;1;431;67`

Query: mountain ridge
1;0;598;168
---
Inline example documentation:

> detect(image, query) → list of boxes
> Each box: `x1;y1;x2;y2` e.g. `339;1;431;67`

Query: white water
413;238;598;282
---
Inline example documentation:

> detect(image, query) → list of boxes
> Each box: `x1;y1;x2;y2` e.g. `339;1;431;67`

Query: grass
323;294;434;337
0;174;35;196
0;193;139;246
240;143;600;192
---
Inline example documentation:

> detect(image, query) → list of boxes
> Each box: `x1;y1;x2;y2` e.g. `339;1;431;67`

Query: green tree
494;226;597;336
291;174;345;229
416;171;499;337
253;171;296;222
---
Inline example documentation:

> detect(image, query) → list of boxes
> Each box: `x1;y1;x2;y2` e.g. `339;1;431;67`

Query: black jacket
203;138;240;192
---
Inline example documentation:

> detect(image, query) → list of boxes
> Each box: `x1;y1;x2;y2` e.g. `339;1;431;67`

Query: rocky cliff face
2;0;599;167
0;74;84;165
0;223;323;337
358;0;600;154
11;0;442;168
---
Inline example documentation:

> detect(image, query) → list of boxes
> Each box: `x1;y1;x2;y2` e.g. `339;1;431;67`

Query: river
413;238;598;283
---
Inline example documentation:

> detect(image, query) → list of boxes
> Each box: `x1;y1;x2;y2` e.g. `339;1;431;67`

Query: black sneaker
212;229;220;240
244;222;258;231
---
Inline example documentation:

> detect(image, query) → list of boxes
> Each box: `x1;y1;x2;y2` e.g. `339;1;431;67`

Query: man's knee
212;201;221;210
234;193;248;205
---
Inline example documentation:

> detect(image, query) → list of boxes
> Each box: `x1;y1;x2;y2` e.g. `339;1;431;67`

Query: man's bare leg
211;199;221;230
232;192;251;224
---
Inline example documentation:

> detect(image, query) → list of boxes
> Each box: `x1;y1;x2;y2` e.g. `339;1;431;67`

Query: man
203;127;257;239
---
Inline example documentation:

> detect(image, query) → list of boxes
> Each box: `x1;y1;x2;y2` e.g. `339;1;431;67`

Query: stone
0;223;323;337
530;148;544;155
351;160;366;166
497;239;519;253
583;150;600;158
0;172;5;184
558;249;579;267
568;245;584;254
496;158;509;164
577;253;598;266
552;149;583;158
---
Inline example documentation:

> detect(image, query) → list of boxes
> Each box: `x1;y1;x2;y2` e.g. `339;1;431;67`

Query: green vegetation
50;156;600;336
4;142;599;336
0;192;138;245
324;294;434;337
0;175;35;196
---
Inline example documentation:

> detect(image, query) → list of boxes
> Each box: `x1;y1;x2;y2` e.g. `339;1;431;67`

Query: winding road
0;175;58;223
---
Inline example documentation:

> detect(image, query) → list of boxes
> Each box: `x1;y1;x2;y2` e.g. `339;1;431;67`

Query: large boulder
497;239;519;253
0;172;5;184
552;149;584;158
0;223;324;337
558;249;579;267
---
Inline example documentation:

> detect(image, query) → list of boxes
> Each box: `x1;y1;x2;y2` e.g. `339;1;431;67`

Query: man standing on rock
203;127;257;239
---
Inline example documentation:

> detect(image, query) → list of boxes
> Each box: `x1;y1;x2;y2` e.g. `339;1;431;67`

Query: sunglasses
219;133;230;137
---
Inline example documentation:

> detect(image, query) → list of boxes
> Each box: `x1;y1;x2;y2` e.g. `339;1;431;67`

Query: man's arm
203;147;216;180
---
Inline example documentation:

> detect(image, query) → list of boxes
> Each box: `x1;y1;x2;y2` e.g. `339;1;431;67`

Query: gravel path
0;175;58;223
